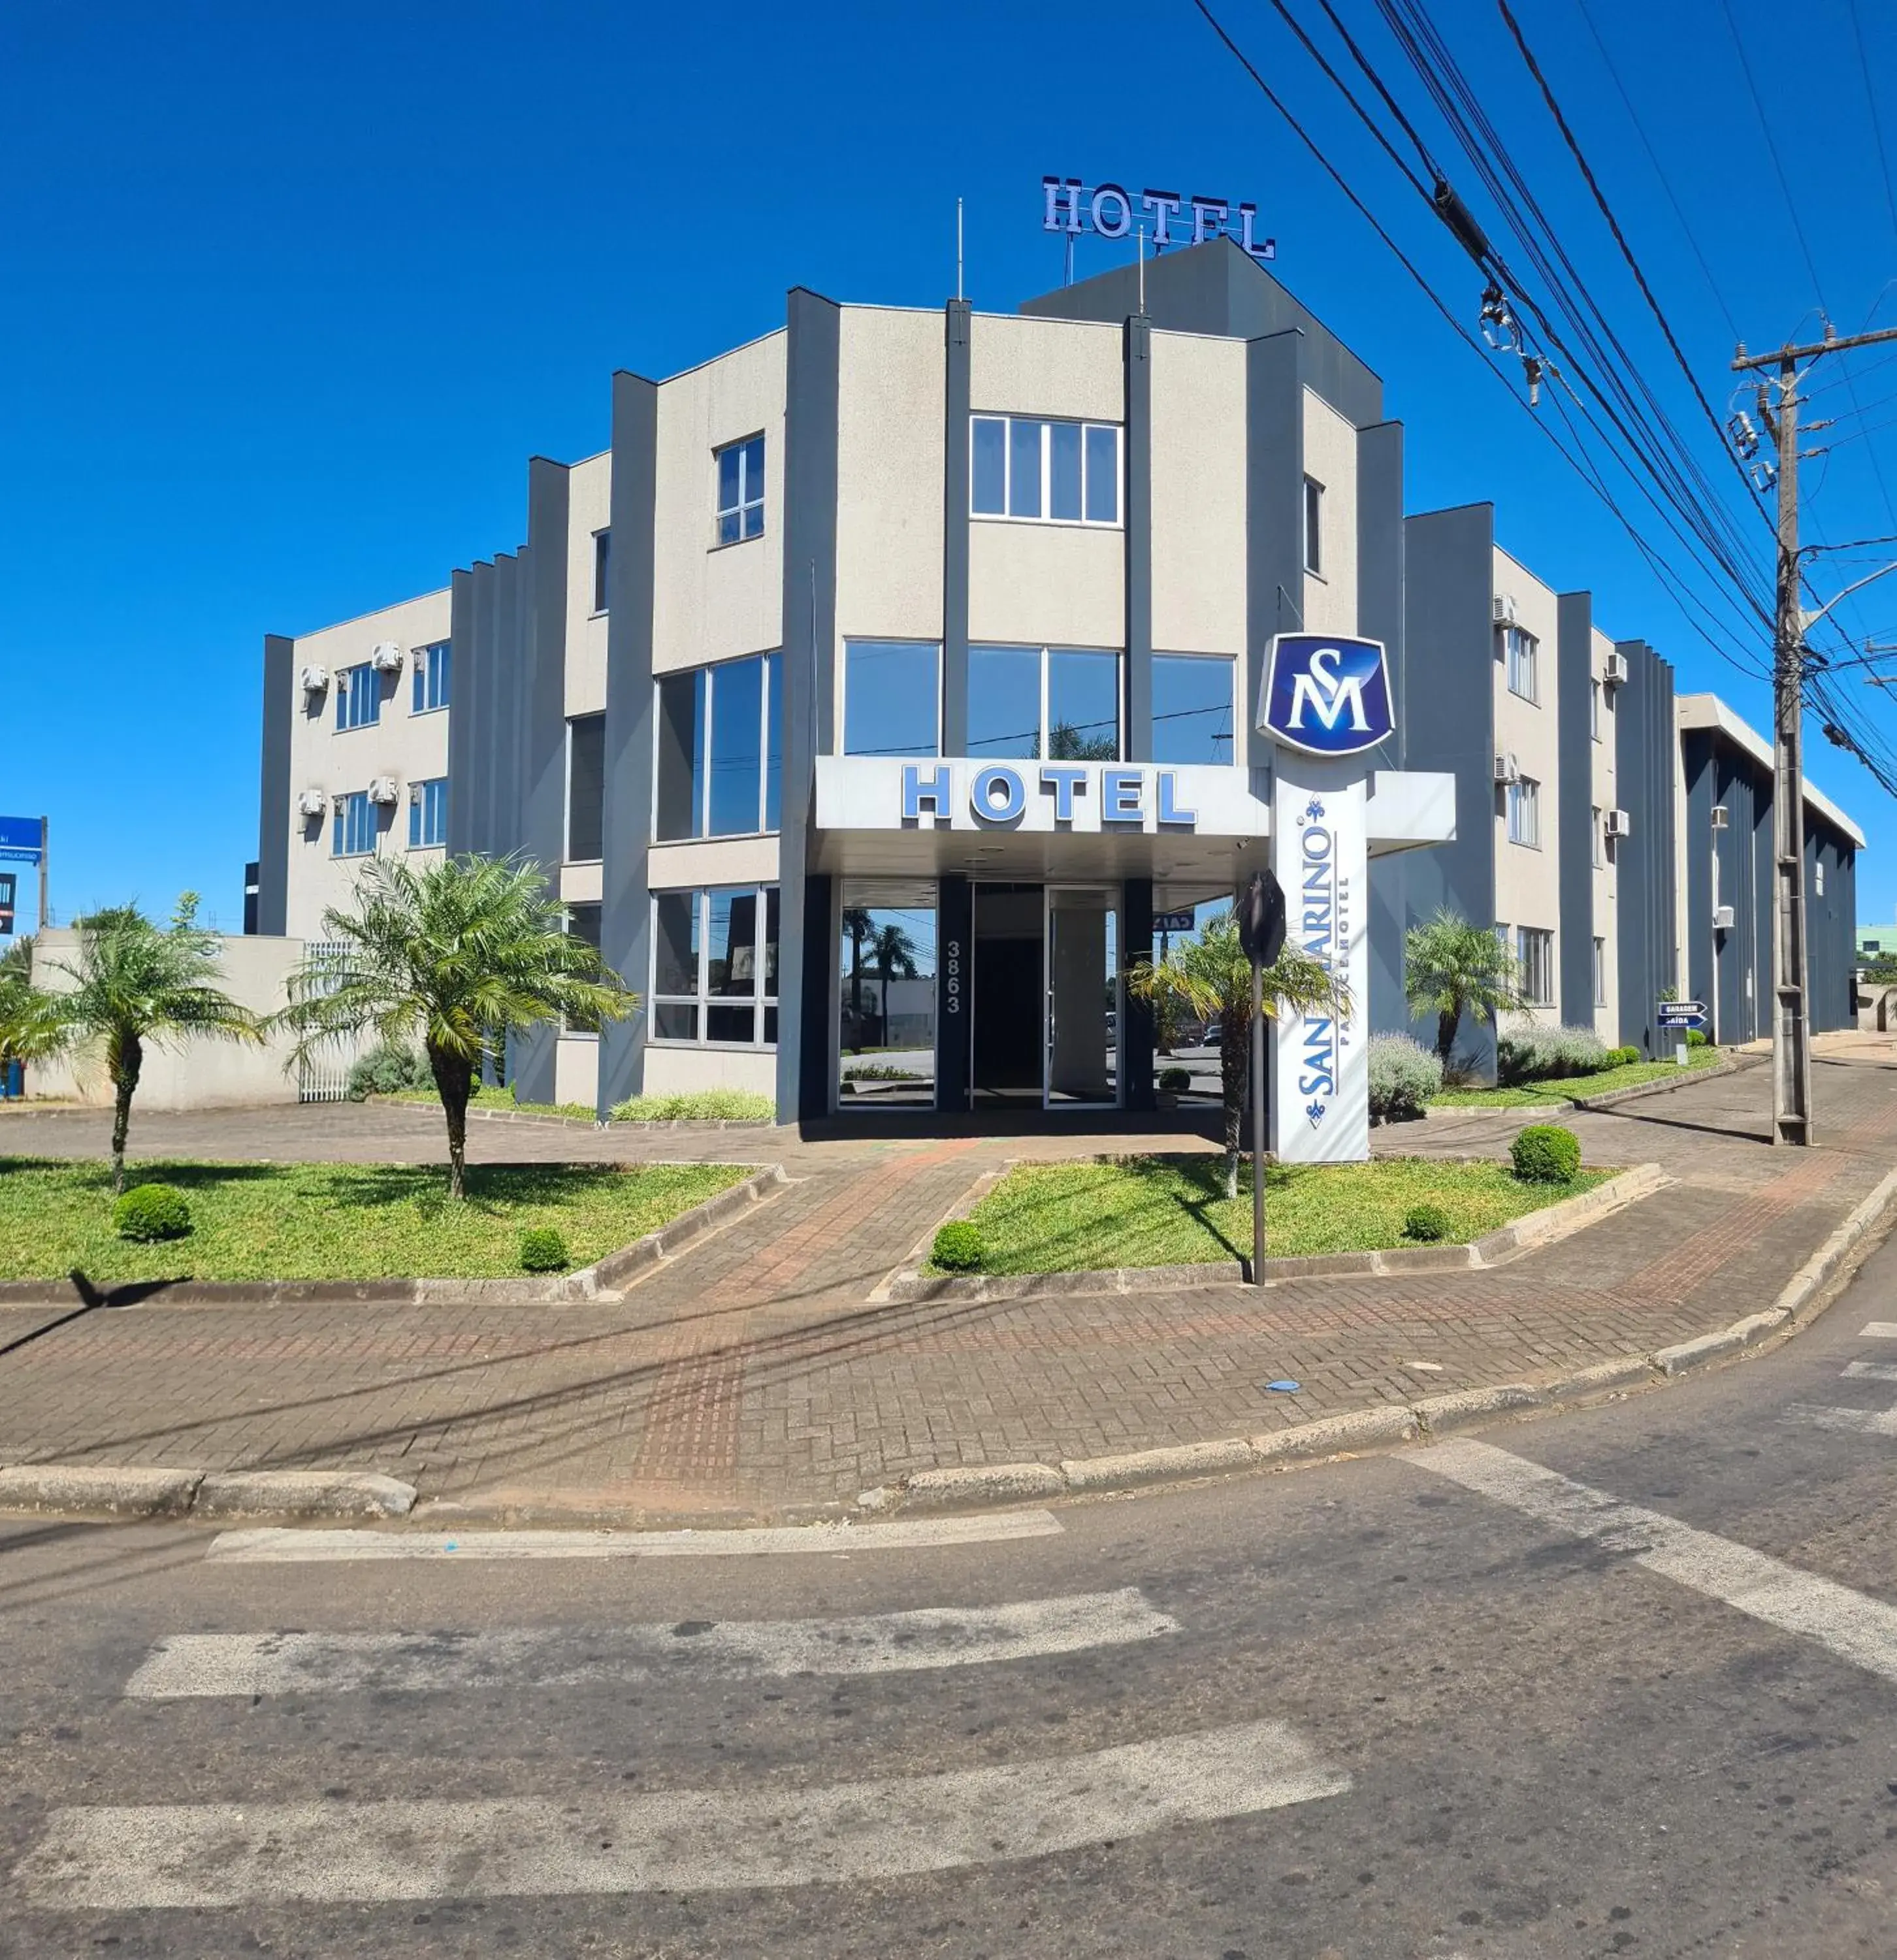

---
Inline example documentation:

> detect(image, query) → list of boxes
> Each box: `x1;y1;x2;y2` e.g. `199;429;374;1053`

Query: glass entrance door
1045;887;1119;1108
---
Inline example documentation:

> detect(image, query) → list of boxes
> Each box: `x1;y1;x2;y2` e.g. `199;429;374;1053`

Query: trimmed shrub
114;1183;192;1242
347;1041;434;1100
1607;1045;1642;1068
610;1090;775;1122
1511;1123;1582;1184
1685;1029;1710;1048
1402;1202;1454;1243
1156;1066;1192;1092
518;1226;570;1273
931;1220;984;1272
1368;1033;1443;1123
1495;1023;1609;1086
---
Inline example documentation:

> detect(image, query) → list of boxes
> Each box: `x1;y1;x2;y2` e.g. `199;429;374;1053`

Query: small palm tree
11;897;263;1193
1404;908;1523;1066
1125;909;1347;1198
842;905;873;1054
869;921;918;1043
275;855;637;1198
0;938;67;1081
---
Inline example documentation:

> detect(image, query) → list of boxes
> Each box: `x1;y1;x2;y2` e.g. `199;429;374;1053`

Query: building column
942;301;971;757
937;873;972;1113
1124;314;1153;760
1122;876;1155;1111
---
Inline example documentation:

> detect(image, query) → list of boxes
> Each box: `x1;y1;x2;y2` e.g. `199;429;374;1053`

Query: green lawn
386;1084;598;1121
0;1157;752;1282
945;1154;1610;1273
1429;1045;1724;1109
383;1085;777;1123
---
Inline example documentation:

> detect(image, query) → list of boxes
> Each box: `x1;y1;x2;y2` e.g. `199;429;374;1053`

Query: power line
1849;0;1897;253
1716;0;1828;301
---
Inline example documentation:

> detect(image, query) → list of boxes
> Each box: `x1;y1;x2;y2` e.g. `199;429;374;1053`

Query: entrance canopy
812;756;1455;881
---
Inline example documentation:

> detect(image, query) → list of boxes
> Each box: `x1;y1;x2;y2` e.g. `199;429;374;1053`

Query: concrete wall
1150;332;1246;662
30;929;310;1110
1588;625;1621;1039
1491;549;1562;1025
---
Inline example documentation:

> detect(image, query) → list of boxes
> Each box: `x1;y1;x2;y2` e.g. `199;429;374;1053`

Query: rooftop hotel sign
1043;178;1276;261
1261;634;1396;1166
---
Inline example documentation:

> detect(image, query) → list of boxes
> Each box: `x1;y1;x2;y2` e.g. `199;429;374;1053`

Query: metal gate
295;941;365;1103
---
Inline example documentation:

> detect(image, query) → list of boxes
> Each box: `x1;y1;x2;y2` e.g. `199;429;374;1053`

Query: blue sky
2;0;1893;930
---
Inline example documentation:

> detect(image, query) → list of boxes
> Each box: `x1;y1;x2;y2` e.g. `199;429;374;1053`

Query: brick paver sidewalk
3;1039;1894;1522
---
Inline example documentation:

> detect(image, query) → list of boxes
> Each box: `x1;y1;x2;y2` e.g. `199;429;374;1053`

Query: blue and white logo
1259;634;1395;759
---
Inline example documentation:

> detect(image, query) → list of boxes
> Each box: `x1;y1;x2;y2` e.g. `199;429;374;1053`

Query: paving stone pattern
1;1041;1894;1520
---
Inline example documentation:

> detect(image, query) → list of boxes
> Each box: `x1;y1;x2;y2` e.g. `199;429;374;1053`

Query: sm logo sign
1258;635;1395;759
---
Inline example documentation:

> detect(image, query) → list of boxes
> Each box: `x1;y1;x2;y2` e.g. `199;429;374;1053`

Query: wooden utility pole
1734;323;1897;1144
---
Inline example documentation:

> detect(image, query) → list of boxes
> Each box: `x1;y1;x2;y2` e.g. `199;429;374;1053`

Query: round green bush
1610;1045;1642;1068
1402;1202;1453;1243
1511;1123;1582;1184
114;1183;193;1242
518;1226;570;1273
1156;1066;1191;1093
346;1041;434;1101
931;1220;984;1272
1685;1029;1710;1049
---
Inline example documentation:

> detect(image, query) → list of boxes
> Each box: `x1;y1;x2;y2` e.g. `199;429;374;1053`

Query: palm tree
10;897;262;1193
1125;909;1347;1197
869;921;919;1045
1403;908;1524;1067
841;906;873;1054
275;855;636;1198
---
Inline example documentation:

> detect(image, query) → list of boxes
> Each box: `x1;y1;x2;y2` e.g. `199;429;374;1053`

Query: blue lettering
1156;772;1197;828
971;765;1026;824
1040;766;1086;823
1103;770;1144;821
902;764;951;821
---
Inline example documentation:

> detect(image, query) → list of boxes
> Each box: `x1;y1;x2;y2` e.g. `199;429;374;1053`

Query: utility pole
1734;323;1897;1145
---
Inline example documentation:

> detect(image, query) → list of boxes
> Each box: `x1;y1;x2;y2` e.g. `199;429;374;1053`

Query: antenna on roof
1137;223;1146;314
956;198;964;302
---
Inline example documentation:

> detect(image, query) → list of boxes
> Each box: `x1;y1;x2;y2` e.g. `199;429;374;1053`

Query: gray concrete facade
1613;639;1679;1056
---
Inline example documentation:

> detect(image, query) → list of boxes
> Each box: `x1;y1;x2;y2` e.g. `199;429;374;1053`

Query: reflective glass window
971;417;1006;514
1049;421;1083;521
844;641;939;757
707;657;763;836
1008;418;1043;518
1152;654;1235;765
966;645;1041;759
1046;649;1118;759
567;714;606;860
655;670;705;840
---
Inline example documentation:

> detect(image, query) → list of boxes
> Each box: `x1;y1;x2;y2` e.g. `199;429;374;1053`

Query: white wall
642;1044;776;1098
1301;391;1359;637
1150;331;1247;661
29;929;312;1110
651;330;786;677
1491;549;1563;1023
565;450;612;717
1589;625;1621;1039
282;588;453;941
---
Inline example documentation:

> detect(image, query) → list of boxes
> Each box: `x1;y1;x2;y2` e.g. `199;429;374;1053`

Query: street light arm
1798;558;1897;634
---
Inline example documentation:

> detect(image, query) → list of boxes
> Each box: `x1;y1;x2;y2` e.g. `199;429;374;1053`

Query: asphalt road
5;1233;1897;1959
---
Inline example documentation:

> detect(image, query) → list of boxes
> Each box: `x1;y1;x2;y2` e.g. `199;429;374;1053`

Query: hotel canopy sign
1043;178;1276;261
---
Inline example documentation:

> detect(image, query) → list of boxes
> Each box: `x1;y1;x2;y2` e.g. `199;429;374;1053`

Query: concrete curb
368;1096;776;1133
0;1465;415;1523
0;1162;787;1311
1568;1053;1744;1111
875;1162;1669;1303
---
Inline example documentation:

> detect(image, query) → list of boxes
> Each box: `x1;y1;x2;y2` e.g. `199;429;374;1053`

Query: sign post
1657;999;1708;1066
0;817;46;932
1237;870;1287;1286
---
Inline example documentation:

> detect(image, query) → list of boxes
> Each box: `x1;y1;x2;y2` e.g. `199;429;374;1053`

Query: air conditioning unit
408;780;425;804
1603;649;1629;686
1604;808;1633;838
1493;592;1518;626
369;642;405;674
1710;804;1730;829
331;792;349;814
299;665;329;693
1713;904;1736;930
367;776;400;806
1493;751;1521;785
297;789;327;819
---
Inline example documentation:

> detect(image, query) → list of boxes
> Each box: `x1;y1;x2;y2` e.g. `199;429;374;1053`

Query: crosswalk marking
1858;1323;1897;1339
206;1510;1065;1563
1416;1439;1897;1684
123;1590;1178;1699
1794;1403;1897;1438
15;1720;1350;1908
1841;1360;1897;1384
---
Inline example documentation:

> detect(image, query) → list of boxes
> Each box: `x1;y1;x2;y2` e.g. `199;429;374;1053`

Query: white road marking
205;1510;1065;1563
1859;1323;1897;1339
1793;1404;1897;1438
1416;1439;1897;1683
15;1720;1350;1908
124;1589;1178;1699
1842;1360;1897;1384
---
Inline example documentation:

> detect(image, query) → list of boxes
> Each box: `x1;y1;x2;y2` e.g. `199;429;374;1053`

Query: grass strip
0;1157;752;1283
947;1154;1609;1274
1430;1045;1723;1109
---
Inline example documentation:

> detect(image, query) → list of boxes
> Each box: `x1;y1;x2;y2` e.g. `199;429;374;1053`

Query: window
335;664;381;730
839;882;937;1103
653;653;781;841
967;645;1120;760
1152;653;1237;766
1517;926;1555;1007
565;902;602;1033
715;435;765;545
1506;776;1540;847
411;640;451;714
1593;936;1608;1007
1591;805;1603;868
1303;476;1323;576
567;714;606;861
1502;625;1539;703
843;640;940;759
969;415;1120;525
408;777;447;849
650;886;779;1046
331;791;376;857
1816;858;1826;897
592;531;611;613
1590;677;1602;742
